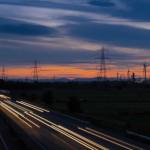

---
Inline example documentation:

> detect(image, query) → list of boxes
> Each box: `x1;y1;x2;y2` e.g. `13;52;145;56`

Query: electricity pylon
97;47;107;81
33;60;39;82
2;65;6;80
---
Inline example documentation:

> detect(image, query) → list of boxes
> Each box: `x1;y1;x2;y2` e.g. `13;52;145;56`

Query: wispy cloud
0;0;150;78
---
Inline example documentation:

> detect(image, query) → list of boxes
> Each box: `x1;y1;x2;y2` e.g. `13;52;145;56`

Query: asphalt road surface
0;95;150;150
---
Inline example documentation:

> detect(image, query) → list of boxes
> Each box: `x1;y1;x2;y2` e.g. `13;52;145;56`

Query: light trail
58;125;108;150
25;112;108;150
2;102;27;117
1;102;39;128
16;101;44;112
30;112;56;126
25;112;99;150
78;127;134;150
0;102;19;118
85;128;144;150
0;103;32;128
0;94;10;100
20;101;50;112
51;125;99;150
29;112;108;149
2;100;140;150
5;101;32;113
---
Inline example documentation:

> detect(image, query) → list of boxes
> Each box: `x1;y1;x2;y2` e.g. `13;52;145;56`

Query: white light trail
58;125;108;150
20;101;50;112
1;102;39;128
25;112;108;150
5;101;32;113
51;125;99;150
16;101;44;112
0;103;32;128
85;128;144;150
30;112;56;126
78;127;134;150
0;94;10;100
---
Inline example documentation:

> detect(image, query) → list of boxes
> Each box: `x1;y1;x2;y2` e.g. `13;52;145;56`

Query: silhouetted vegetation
67;96;82;113
42;90;54;106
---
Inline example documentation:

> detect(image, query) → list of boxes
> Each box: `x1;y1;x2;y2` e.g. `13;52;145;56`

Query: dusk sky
0;0;150;78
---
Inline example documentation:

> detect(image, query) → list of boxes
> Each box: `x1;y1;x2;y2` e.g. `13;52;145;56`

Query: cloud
1;3;150;31
64;22;150;49
0;1;150;78
0;17;57;36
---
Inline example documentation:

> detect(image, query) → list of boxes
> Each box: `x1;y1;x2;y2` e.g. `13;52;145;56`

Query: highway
0;95;150;150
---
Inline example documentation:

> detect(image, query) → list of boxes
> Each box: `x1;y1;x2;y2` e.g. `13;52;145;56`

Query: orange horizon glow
1;64;148;79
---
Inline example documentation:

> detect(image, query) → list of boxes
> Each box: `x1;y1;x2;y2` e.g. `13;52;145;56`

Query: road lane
1;100;108;150
0;103;80;150
1;97;150;150
16;100;149;150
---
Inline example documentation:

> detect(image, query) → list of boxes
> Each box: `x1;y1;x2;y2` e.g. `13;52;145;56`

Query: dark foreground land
1;80;150;138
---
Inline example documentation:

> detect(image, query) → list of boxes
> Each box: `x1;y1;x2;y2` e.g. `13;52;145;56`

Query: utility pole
33;60;39;82
97;47;106;81
143;63;147;82
1;65;6;80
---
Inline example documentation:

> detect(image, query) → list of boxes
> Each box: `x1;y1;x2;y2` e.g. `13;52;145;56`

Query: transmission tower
143;63;147;81
117;72;119;81
127;69;130;80
131;72;136;82
33;60;39;82
1;65;6;80
97;47;107;80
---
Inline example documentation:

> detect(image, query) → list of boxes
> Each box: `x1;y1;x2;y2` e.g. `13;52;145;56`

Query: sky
0;0;150;79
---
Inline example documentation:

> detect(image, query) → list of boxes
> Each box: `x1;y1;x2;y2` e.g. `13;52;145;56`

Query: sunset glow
1;64;147;79
0;0;150;80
